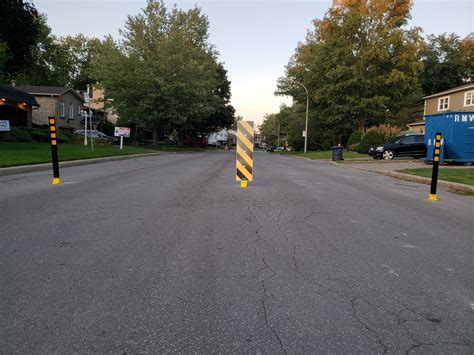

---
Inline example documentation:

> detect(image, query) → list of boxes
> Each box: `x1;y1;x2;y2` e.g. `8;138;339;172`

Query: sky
34;0;473;126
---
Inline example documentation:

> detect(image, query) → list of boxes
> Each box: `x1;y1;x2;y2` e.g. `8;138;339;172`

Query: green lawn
0;142;157;167
276;150;368;160
398;168;474;186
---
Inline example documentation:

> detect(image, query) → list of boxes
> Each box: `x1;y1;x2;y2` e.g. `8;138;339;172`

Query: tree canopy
0;0;40;80
94;0;234;142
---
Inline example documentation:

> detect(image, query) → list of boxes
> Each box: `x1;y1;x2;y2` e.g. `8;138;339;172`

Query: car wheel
382;150;395;160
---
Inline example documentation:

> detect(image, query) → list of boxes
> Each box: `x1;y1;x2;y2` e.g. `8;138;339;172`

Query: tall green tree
278;0;423;135
419;33;474;96
0;0;40;80
95;0;227;143
16;14;71;86
17;18;102;88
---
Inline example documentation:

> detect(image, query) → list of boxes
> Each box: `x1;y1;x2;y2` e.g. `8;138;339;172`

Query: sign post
236;121;254;188
114;127;131;150
428;132;442;201
48;116;61;185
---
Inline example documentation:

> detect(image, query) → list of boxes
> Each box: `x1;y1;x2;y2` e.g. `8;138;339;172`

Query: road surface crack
261;279;287;354
350;297;389;354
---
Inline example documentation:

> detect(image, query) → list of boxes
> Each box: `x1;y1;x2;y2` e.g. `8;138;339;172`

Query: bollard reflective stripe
236;121;254;184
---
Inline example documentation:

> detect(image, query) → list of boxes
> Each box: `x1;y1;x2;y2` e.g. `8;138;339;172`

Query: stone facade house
16;85;85;130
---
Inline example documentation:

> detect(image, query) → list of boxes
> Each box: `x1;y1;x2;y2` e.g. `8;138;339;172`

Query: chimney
11;80;16;87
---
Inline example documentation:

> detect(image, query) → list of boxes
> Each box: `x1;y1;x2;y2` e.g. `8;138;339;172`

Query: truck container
424;112;474;163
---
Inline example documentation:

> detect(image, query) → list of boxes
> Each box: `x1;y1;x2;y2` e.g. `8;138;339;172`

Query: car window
403;135;416;144
415;135;424;143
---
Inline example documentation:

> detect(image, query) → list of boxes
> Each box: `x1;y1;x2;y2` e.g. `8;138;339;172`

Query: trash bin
331;146;344;161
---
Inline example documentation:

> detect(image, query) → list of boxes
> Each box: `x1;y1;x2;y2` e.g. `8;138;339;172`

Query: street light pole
294;81;309;154
275;116;280;148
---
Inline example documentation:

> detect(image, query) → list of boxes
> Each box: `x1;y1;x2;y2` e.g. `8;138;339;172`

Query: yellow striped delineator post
48;116;61;185
236;121;254;188
428;132;442;201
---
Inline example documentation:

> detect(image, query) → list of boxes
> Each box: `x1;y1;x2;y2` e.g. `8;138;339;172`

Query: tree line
0;0;235;144
260;0;473;150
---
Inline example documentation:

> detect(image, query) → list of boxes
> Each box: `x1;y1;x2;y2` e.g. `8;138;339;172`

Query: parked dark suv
368;133;427;160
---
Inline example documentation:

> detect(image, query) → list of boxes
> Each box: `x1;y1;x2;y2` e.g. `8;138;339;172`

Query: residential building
89;86;119;125
0;84;39;127
17;85;85;130
423;83;474;116
406;122;425;134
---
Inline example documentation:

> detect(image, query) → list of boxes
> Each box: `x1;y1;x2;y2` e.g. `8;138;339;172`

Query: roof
407;121;425;127
423;83;474;99
0;85;39;107
17;85;84;102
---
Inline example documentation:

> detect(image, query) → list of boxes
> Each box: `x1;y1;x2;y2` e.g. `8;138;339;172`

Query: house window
59;101;65;118
78;105;81;116
438;96;449;111
69;103;74;119
465;91;474;106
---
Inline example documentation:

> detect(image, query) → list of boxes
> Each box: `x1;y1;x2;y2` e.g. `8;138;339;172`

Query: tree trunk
358;119;366;133
152;126;160;145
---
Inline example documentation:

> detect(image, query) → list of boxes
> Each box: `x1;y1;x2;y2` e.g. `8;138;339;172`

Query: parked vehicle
368;133;427;160
74;130;119;144
266;145;276;152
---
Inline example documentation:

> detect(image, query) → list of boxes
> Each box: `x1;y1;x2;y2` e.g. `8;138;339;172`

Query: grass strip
397;168;474;186
0;142;156;167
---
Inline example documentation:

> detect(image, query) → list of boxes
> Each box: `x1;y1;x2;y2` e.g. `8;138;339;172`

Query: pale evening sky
34;0;473;126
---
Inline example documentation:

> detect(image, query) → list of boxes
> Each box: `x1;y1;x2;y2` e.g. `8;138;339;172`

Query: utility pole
89;85;93;152
84;86;89;146
294;81;309;154
275;116;280;148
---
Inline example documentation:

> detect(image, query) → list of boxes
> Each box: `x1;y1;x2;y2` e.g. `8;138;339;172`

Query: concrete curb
0;153;161;177
374;170;474;193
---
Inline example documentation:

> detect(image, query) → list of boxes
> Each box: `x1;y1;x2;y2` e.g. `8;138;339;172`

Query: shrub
28;128;50;142
102;121;115;136
56;131;71;143
348;143;359;152
346;130;363;147
7;128;32;142
366;124;401;139
357;130;386;154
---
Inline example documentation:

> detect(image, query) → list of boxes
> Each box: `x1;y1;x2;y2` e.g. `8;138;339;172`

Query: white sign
0;120;11;132
114;127;131;137
302;130;307;137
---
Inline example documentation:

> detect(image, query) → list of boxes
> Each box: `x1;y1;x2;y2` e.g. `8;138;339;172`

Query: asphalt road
1;151;473;354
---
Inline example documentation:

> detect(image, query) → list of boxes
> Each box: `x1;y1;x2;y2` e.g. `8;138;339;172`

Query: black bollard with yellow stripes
428;132;442;201
48;116;61;185
236;121;254;188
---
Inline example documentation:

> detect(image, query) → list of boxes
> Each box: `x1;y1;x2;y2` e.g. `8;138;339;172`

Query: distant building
0;84;39;127
88;86;119;125
406;122;425;134
17;85;84;130
423;83;474;116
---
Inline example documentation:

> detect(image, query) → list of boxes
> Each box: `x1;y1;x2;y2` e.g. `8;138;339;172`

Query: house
16;85;85;131
423;83;474;116
0;84;39;127
406;121;425;134
87;86;119;125
407;83;474;133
